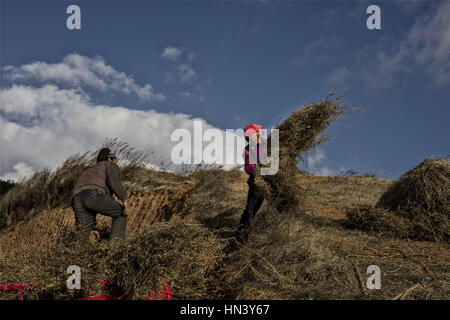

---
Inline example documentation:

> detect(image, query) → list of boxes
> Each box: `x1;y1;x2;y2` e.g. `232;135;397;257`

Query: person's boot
224;225;247;253
110;216;127;240
234;225;249;244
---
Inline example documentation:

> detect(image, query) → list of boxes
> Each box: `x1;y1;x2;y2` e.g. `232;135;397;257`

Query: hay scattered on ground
226;207;450;300
1;163;449;300
345;158;450;242
344;206;413;239
0;221;229;300
2;97;448;300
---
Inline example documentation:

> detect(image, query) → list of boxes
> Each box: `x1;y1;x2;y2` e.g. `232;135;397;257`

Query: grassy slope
207;172;449;299
0;169;449;300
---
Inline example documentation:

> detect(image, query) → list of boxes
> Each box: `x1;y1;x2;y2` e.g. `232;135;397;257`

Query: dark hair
97;148;112;163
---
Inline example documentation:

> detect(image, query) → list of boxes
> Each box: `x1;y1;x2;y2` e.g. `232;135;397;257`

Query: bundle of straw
260;94;350;212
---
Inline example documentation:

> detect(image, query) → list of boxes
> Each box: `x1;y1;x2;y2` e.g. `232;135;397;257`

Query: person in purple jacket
235;124;266;243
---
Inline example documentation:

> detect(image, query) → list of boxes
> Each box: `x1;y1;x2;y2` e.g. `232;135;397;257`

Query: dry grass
300;176;393;219
185;168;246;232
0;220;229;300
0;185;193;246
274;94;350;161
226;207;450;300
344;206;413;239
1;165;449;300
261;94;352;212
345;158;450;242
0;139;172;230
1;96;449;300
0;145;242;300
378;157;449;215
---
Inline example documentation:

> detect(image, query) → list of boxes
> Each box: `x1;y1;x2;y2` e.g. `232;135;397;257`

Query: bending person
71;148;129;242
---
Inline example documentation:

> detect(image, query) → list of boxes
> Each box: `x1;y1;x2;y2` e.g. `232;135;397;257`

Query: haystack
377;157;449;215
346;157;450;242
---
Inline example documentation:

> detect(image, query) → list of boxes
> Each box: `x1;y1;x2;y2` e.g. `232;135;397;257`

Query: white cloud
2;53;165;101
306;148;327;168
178;64;196;82
0;162;34;182
165;65;197;83
304;148;335;176
161;46;198;83
292;37;340;68
161;47;183;61
318;166;334;177
328;2;450;89
326;66;352;86
406;1;450;85
180;91;192;98
0;84;243;181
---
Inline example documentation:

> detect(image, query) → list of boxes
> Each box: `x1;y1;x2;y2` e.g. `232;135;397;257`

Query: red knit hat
244;124;264;137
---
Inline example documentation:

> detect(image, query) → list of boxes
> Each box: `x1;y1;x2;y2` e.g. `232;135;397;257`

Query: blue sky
1;0;449;180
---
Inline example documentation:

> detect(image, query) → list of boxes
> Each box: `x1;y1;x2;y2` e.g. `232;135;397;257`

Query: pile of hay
108;221;229;299
377;158;449;214
261;94;350;212
345;157;450;242
0;221;229;300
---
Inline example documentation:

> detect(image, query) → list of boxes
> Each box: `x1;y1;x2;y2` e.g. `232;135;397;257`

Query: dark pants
239;174;265;230
71;189;127;242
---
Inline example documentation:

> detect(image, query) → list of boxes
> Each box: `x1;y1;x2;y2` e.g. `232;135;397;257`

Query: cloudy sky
1;0;449;181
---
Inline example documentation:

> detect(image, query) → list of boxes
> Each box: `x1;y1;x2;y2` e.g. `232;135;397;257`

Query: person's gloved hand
122;200;130;216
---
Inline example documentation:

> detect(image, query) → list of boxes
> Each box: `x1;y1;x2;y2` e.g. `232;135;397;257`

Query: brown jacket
72;161;128;201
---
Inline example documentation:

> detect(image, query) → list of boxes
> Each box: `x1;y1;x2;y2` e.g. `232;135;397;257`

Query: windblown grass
0;139;164;230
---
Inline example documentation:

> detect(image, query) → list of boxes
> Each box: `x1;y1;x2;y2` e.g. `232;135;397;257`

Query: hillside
1;167;448;300
1;98;448;300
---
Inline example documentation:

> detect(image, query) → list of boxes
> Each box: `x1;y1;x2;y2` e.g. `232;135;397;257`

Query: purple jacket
244;144;263;175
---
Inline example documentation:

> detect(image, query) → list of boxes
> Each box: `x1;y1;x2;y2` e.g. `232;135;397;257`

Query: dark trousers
239;174;265;229
71;189;127;242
